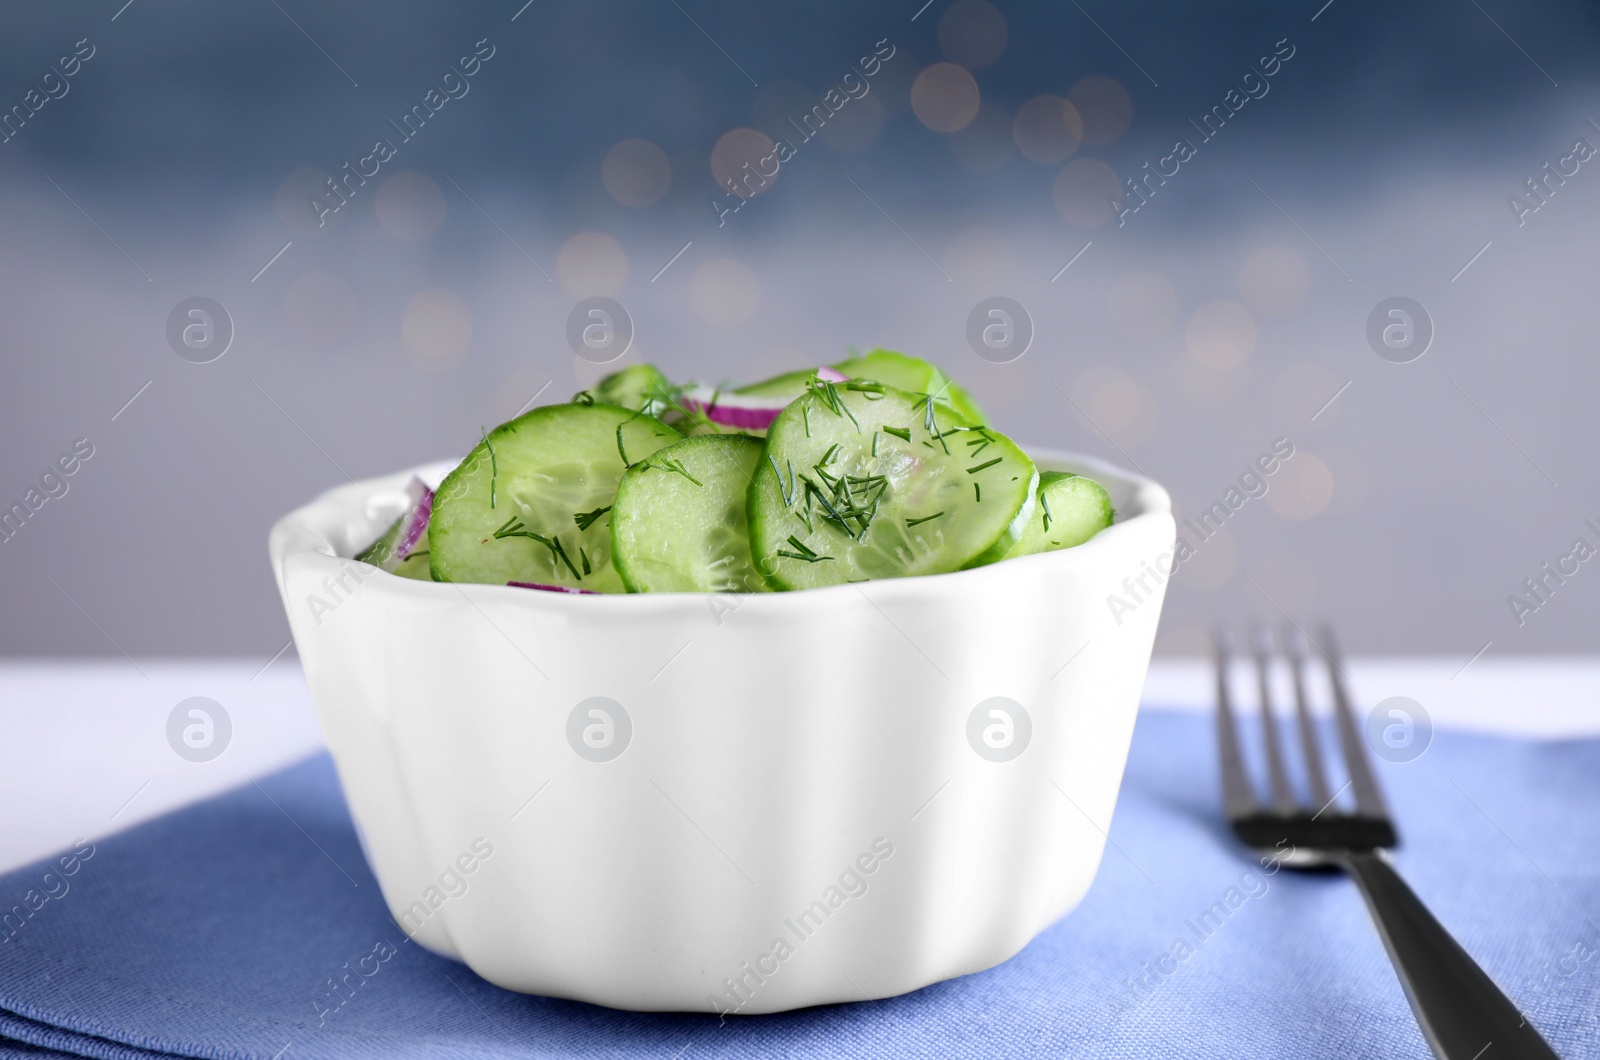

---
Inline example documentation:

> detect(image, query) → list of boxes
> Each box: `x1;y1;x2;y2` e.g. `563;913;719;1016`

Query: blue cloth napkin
2;710;1596;1059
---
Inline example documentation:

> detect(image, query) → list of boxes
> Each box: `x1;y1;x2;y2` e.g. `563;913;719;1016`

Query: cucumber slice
580;363;672;415
429;404;680;591
748;381;1036;590
356;513;406;567
391;550;433;580
830;349;985;424
733;369;819;401
355;478;432;572
1005;471;1115;558
611;434;768;594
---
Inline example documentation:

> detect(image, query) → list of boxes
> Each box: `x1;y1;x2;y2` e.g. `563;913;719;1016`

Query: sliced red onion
507;581;600;595
358;477;434;571
679;368;851;430
679;387;788;430
682;400;783;430
394;478;433;562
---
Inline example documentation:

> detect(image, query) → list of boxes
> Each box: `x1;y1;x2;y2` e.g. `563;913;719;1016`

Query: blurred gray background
2;0;1597;660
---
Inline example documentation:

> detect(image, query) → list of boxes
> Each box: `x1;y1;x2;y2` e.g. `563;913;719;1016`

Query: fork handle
1341;852;1559;1059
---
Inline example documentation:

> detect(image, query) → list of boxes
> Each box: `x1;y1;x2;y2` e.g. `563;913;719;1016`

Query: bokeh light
911;63;981;133
556;231;628;296
1052;158;1122;226
1239;246;1312;317
1107;271;1178;340
1267;451;1334;520
1170;351;1250;408
691;258;761;327
1012;95;1083;165
938;1;1007;70
601;138;672;208
374;171;445;240
401;289;472;369
949;105;1015;172
820;91;886;152
1072;366;1158;444
1185;300;1257;371
1088;375;1145;435
1066;76;1133;146
284;272;356;341
710;128;779;198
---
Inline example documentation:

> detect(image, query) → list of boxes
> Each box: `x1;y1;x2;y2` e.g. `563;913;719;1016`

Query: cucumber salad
357;350;1115;594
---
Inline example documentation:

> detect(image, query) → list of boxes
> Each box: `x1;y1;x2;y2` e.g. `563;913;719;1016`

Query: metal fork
1214;623;1559;1060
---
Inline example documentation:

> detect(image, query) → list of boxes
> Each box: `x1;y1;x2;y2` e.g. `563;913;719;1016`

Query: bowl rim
270;446;1172;610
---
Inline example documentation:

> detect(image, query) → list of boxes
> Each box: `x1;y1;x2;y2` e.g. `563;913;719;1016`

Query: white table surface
3;656;1597;876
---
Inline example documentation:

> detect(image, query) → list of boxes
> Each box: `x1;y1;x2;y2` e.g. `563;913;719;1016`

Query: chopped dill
580;547;591;575
845;380;887;401
615;423;633;468
768;453;797;506
967;458;1002;475
493;518;583;580
906;511;945;528
642;381;721;435
1041;492;1054;531
778;535;834;563
481;426;498;509
574;505;612;531
882;426;911;442
644;457;704;487
812;379;861;432
918;393;950;454
802;455;887;541
800;475;851;534
974;482;981;502
547;535;582;580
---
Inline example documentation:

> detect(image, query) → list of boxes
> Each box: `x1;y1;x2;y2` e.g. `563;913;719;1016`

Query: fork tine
1251;623;1298;814
1212;627;1259;820
1283;624;1333;810
1319;625;1391;820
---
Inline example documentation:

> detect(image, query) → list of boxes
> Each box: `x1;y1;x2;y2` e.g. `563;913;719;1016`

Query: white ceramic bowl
269;448;1174;1014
